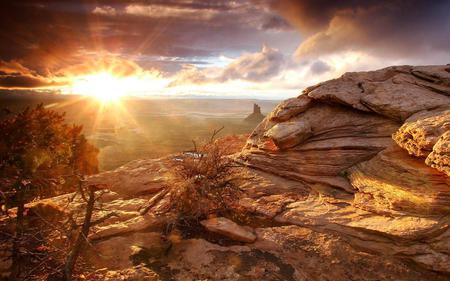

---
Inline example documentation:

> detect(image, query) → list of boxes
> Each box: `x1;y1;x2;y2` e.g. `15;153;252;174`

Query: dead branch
89;212;119;227
210;126;225;143
63;185;95;281
139;188;170;216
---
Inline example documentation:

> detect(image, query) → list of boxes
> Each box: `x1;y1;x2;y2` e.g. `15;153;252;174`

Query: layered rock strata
239;64;450;215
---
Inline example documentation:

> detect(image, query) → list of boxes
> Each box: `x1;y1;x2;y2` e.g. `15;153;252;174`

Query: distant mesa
244;103;265;123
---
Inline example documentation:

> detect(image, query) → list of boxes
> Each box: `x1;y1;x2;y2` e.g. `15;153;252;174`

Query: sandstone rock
88;232;169;269
263;120;312;149
162;227;445;281
412;65;450;87
201;217;256;243
305;65;450;121
254;226;448;280
88;158;169;197
275;192;445;240
237;64;450;277
269;95;313;122
426;131;450;176
239;103;399;192
360;75;450;121
103;265;160;281
393;107;450;157
306;76;372;112
347;145;450;215
89;213;164;240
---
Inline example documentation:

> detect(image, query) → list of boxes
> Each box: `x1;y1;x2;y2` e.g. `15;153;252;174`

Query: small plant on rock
168;127;243;222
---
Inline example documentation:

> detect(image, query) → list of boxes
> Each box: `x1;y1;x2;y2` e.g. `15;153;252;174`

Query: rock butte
1;65;449;280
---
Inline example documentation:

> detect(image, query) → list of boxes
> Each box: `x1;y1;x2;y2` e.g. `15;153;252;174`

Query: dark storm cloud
0;0;294;89
260;15;293;31
0;0;281;85
270;0;450;58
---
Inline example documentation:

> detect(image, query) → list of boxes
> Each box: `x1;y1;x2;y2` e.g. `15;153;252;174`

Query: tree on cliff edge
0;104;98;280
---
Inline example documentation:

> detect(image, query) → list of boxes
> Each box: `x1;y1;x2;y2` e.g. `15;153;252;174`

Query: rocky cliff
240;65;449;214
237;64;450;276
1;65;449;280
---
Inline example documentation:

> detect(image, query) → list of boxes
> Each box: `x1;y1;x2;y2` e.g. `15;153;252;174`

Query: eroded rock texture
237;65;450;277
239;65;449;211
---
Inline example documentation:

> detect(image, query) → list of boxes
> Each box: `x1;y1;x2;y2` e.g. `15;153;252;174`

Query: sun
70;72;129;102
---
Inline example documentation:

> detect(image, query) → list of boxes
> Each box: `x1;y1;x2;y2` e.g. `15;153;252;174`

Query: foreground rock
237;64;450;276
239;65;450;213
426;130;450;176
201;217;256;243
88;158;170;197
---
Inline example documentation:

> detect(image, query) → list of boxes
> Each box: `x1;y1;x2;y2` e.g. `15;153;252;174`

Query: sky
0;0;449;100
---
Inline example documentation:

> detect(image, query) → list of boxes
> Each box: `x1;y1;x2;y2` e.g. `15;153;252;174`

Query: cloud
56;56;151;77
0;60;35;76
0;75;62;89
220;45;284;82
124;4;218;20
0;0;292;80
309;60;331;75
0;60;64;89
271;0;450;59
169;45;285;86
168;65;210;87
93;6;117;16
260;15;293;31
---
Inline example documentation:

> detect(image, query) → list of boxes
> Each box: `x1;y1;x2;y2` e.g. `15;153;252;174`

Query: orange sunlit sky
1;0;449;100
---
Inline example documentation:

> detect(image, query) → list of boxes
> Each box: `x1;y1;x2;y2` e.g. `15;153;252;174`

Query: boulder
87;158;170;197
264;120;312;149
88;232;169;269
393;107;450;157
201;217;256;243
269;95;313;122
426;131;450;176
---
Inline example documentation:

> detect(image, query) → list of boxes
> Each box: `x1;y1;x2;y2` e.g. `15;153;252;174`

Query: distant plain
0;93;278;170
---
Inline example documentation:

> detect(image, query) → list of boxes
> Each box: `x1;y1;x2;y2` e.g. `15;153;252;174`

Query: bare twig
63;185;96;281
210;126;224;143
139;188;170;215
90;212;119;226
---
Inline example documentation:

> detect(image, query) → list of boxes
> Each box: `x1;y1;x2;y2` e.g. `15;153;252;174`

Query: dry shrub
168;129;242;221
214;134;250;155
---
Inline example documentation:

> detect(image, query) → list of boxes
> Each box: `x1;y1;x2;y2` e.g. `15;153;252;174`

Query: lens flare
70;72;129;102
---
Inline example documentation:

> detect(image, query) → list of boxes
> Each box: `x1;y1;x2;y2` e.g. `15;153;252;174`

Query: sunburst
70;72;130;103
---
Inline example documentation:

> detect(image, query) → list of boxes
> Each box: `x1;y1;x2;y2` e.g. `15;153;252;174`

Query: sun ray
70;72;128;103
